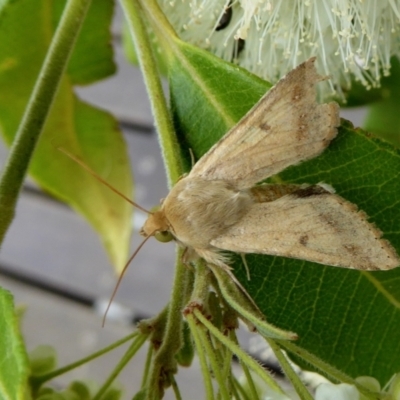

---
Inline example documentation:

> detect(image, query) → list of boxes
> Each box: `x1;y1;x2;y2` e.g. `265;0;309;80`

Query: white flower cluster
159;0;400;100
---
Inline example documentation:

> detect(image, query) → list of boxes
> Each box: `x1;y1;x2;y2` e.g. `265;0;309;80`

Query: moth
141;58;399;272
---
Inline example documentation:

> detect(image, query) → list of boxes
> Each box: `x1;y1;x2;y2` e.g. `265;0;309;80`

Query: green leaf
169;40;271;170
363;57;400;147
37;392;77;400
0;288;30;400
342;78;385;108
100;386;123;400
167;40;400;384
29;345;57;377
68;381;91;400
132;389;147;400
36;387;56;399
52;0;116;85
0;0;132;270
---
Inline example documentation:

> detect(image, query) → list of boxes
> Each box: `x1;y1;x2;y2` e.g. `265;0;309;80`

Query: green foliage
0;0;132;270
33;380;123;400
0;288;30;400
363;57;400;147
29;346;57;377
169;40;271;169
51;1;116;84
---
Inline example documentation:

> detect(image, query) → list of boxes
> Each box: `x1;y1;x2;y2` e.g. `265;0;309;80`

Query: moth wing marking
189;58;340;189
210;193;399;270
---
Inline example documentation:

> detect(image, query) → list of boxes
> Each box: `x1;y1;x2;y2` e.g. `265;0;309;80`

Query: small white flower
159;0;400;100
315;382;359;400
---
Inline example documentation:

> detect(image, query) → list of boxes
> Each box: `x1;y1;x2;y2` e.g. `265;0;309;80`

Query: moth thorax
162;177;254;248
140;210;169;237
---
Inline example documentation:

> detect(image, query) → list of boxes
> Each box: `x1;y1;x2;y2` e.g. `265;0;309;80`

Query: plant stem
38;331;138;381
232;375;251;400
141;343;154;389
92;333;148;400
276;339;355;385
237;362;257;400
190;260;211;302
120;0;182;186
221;344;233;384
194;309;286;396
147;253;188;398
30;331;140;396
208;264;297;340
170;374;183;400
0;0;92;245
230;376;242;400
196;321;230;400
231;332;258;400
276;340;380;400
139;0;178;42
267;339;313;400
187;315;215;400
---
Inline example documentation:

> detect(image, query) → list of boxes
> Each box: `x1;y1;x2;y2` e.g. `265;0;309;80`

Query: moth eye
155;230;174;243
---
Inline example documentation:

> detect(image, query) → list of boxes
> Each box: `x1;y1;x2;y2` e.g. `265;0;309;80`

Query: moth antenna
57;147;152;214
102;232;155;327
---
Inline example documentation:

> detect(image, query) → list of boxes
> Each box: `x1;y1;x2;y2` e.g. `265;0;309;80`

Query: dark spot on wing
293;185;329;198
292;84;303;102
299;235;309;246
259;122;271;131
344;244;358;255
297;121;308;140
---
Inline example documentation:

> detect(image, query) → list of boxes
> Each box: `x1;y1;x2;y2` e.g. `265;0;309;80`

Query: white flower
315;382;359;400
159;0;400;100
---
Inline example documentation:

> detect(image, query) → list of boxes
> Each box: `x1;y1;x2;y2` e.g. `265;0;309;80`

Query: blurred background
0;3;366;399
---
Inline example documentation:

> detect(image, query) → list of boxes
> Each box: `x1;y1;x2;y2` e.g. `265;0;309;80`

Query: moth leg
240;253;251;280
181;247;196;272
189;148;196;168
193;248;261;311
193;248;232;270
207;262;260;312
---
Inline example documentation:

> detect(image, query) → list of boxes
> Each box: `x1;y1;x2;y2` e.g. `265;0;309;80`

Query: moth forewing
211;185;400;270
189;57;340;189
141;58;400;272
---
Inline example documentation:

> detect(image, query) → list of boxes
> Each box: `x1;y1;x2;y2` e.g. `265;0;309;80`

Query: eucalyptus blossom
159;0;400;99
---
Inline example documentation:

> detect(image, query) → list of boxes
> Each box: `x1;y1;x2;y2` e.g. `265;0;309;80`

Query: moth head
140;210;173;242
58;147;174;326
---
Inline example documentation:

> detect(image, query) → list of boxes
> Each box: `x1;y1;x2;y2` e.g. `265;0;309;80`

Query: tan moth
141;58;399;272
